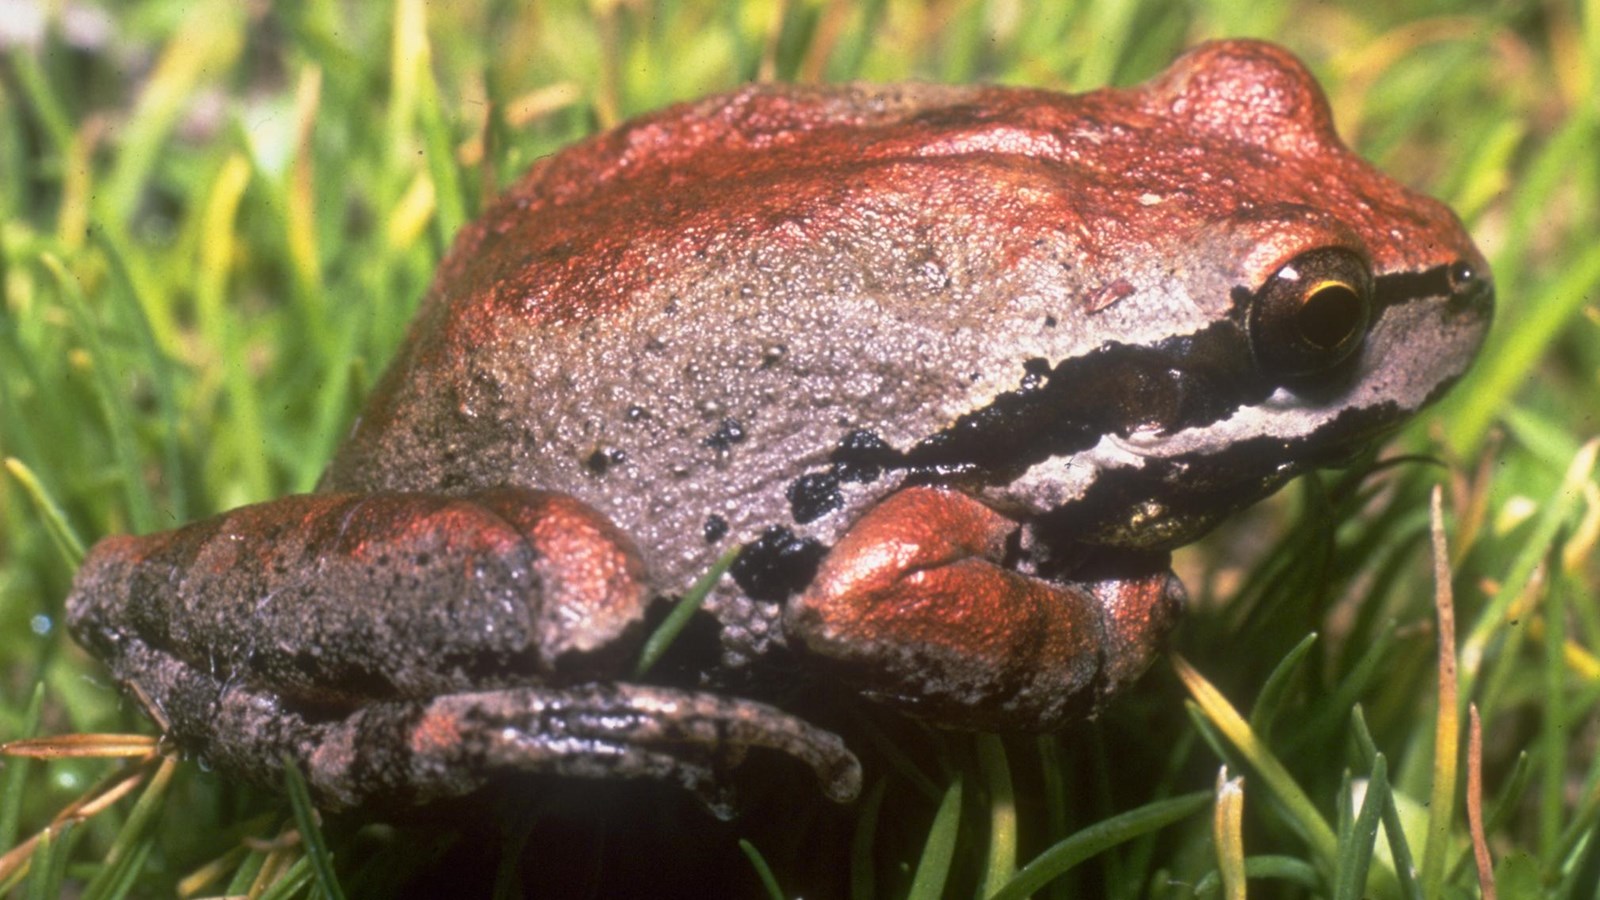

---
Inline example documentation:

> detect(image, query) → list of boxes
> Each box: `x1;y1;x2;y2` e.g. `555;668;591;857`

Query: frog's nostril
1448;259;1480;293
1444;258;1494;317
1457;274;1495;319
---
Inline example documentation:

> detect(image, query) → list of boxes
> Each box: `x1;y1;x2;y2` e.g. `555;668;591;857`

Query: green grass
3;0;1597;896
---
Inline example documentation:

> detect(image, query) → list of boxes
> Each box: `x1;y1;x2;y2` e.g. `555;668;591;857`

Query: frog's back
323;80;1108;589
323;43;1484;593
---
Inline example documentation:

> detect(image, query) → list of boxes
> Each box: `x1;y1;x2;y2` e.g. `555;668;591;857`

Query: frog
65;40;1492;818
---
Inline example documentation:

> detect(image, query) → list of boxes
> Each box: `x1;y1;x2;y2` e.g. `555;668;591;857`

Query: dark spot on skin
1044;315;1058;328
705;419;747;451
730;527;826;603
906;103;996;129
662;296;680;315
830;430;896;483
703;515;729;543
1021;357;1050;392
626;405;651;422
585;448;626;476
788;472;842;524
760;345;787;369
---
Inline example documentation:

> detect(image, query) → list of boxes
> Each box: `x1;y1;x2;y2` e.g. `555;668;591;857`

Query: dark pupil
1296;282;1363;350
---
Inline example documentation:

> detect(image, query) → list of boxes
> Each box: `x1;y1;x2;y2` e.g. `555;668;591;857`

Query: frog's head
1016;214;1491;549
902;40;1494;548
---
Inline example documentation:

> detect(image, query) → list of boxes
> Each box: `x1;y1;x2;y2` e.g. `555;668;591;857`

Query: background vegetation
2;0;1596;896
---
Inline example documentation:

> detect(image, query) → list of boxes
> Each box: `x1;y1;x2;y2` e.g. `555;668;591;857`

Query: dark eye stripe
807;319;1272;492
1373;264;1453;312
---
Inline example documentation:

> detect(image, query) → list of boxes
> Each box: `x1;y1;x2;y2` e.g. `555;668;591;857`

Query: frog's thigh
107;637;860;817
785;486;1184;730
67;487;652;702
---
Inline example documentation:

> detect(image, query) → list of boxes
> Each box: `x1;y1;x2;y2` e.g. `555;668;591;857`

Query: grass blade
907;776;962;900
740;839;785;900
37;253;157;534
990;791;1209;900
78;758;175;900
0;684;43;853
1248;632;1318;736
1350;706;1423;899
977;734;1017;896
1334;755;1388;900
281;756;346;900
635;546;738;676
1173;654;1338;865
850;780;887;900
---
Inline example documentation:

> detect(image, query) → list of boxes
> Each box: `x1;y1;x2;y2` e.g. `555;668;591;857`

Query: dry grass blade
174;813;280;898
1421;485;1460;894
175;844;246;899
1213;768;1246;900
247;824;306;900
0;755;160;883
1467;705;1496;900
1;734;158;759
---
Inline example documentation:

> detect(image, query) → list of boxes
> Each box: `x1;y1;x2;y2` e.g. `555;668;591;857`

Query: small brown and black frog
66;40;1492;817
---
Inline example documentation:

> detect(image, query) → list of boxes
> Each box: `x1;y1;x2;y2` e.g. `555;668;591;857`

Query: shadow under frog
66;40;1492;818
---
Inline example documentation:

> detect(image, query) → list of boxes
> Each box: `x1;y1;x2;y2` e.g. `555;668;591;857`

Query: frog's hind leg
320;684;863;817
101;636;859;818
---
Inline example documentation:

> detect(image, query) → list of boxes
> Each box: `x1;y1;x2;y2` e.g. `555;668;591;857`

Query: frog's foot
104;636;858;818
785;486;1185;731
316;683;863;817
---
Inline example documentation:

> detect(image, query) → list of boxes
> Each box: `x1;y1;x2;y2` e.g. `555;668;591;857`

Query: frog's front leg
785;486;1185;731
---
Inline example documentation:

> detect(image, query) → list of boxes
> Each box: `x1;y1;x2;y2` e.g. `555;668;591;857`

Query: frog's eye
1249;248;1372;378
